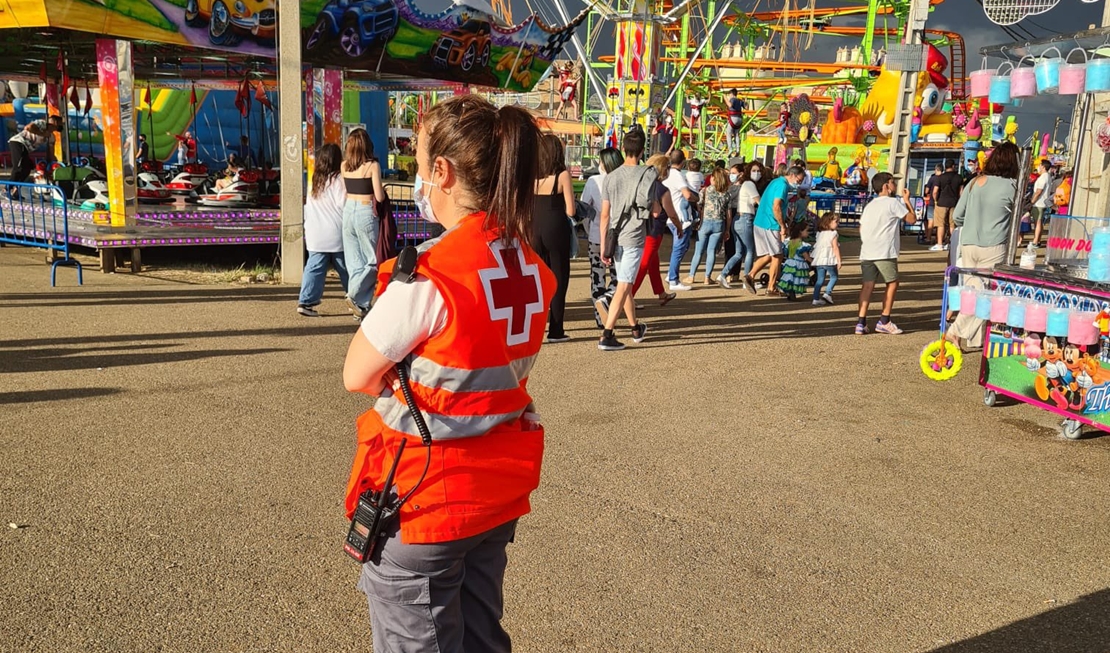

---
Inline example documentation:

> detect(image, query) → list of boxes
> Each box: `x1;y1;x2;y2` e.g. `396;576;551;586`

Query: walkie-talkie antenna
380;438;406;499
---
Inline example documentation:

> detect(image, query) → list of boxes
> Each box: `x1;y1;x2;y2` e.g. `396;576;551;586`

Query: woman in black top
531;134;577;342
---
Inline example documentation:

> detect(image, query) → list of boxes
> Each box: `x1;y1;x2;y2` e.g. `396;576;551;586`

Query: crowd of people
302;124;1035;350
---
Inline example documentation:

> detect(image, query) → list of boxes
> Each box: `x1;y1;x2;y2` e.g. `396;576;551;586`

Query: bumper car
192;169;260;208
74;179;111;211
137;172;173;204
166;163;211;195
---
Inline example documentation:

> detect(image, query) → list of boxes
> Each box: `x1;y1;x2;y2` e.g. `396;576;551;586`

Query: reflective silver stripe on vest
375;394;525;441
408;354;537;393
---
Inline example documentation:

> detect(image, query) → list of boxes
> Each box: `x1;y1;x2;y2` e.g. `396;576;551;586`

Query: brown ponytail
421;96;540;246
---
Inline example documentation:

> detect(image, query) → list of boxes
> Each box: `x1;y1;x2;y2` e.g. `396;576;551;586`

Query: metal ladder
888;0;930;191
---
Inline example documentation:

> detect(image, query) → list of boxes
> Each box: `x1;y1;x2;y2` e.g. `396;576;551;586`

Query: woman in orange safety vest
342;95;556;653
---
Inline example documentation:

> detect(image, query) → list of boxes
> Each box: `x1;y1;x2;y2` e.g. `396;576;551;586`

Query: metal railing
385;182;444;250
0;181;83;286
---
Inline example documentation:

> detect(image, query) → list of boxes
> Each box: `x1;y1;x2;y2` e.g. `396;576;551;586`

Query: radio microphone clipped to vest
344;246;435;564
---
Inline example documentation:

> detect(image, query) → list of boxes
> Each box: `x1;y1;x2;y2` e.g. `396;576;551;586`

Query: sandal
659;292;676;306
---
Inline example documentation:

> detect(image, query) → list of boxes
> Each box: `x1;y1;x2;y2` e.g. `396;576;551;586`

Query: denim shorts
614;245;644;284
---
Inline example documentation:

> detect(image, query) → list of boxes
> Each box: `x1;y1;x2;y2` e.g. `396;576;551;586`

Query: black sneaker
297;305;320;317
598;332;626;351
547;333;572;343
631;322;647;343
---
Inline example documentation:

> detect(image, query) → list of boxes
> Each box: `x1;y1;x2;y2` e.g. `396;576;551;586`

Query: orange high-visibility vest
345;213;556;543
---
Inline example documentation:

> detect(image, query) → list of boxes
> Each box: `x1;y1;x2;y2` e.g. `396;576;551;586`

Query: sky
434;0;1106;143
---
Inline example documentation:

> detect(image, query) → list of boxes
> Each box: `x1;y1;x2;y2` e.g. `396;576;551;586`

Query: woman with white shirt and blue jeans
297;144;349;316
717;162;761;289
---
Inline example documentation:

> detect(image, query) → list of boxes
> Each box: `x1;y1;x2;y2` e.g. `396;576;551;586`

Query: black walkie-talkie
344;439;406;563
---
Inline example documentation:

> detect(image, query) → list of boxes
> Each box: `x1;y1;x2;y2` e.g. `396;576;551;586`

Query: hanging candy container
1097;117;1110;153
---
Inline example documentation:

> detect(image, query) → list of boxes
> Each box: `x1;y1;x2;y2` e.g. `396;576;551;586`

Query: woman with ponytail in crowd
342;95;555;653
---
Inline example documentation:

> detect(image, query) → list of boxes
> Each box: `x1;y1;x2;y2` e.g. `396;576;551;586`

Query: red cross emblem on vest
478;241;544;346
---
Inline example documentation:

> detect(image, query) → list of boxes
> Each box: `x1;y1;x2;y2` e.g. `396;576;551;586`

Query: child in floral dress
776;220;813;301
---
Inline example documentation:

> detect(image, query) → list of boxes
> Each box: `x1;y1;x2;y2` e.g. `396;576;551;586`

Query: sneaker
717;274;732;289
659;292;676;306
598;333;626;351
742;275;757;294
631;322;648;343
812;299;826;306
928;243;945;251
874;320;904;335
854;323;869;335
822;292;834;305
297;305;320;317
943;244;949;251
547;333;572;343
669;281;692;291
345;297;369;320
754;282;765;291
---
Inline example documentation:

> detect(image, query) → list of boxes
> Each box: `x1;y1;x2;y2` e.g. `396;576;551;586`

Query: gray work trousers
358;519;518;653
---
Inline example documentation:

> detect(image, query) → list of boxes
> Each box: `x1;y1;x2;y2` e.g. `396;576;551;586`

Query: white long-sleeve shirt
580;169;606;245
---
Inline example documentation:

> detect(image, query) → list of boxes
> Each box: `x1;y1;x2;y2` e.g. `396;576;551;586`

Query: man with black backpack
598;127;663;351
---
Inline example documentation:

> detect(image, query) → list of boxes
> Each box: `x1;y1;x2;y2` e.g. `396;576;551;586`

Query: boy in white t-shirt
855;172;916;335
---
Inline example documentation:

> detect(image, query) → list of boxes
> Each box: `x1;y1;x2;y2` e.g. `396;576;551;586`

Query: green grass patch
162;0;188;7
983;355;1039;399
301;0;330;27
386;21;439;59
82;0;178;32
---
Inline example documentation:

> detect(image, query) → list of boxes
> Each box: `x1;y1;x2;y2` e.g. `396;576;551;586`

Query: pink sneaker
874;321;904;335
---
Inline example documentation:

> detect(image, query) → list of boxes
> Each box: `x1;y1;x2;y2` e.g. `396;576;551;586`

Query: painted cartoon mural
38;0;585;93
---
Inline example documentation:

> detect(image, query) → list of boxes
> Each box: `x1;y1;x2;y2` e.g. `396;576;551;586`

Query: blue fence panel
0;181;83;286
385;183;443;250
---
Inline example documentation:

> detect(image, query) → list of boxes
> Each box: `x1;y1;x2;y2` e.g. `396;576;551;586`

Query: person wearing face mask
746;165;804;296
342;95;555;653
718;163;760;291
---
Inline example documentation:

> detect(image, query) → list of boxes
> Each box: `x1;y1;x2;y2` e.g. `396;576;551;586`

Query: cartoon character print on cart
984;278;1110;421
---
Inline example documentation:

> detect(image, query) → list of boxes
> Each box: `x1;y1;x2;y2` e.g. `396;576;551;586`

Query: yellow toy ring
920;339;963;381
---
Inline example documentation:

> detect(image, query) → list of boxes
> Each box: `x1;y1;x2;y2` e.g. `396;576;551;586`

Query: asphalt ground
2;239;1109;653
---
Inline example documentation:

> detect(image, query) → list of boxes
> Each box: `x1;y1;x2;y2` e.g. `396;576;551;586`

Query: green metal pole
673;3;690;152
861;0;880;69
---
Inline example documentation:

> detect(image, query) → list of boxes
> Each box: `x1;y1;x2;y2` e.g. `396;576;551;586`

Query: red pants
633;234;665;296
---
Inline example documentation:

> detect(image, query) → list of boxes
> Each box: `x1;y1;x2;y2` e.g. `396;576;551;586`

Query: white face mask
729;173;739;183
413;173;439;224
750;170;762;181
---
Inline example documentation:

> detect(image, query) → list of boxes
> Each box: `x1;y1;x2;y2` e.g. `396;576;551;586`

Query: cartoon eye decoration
920;83;942;115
